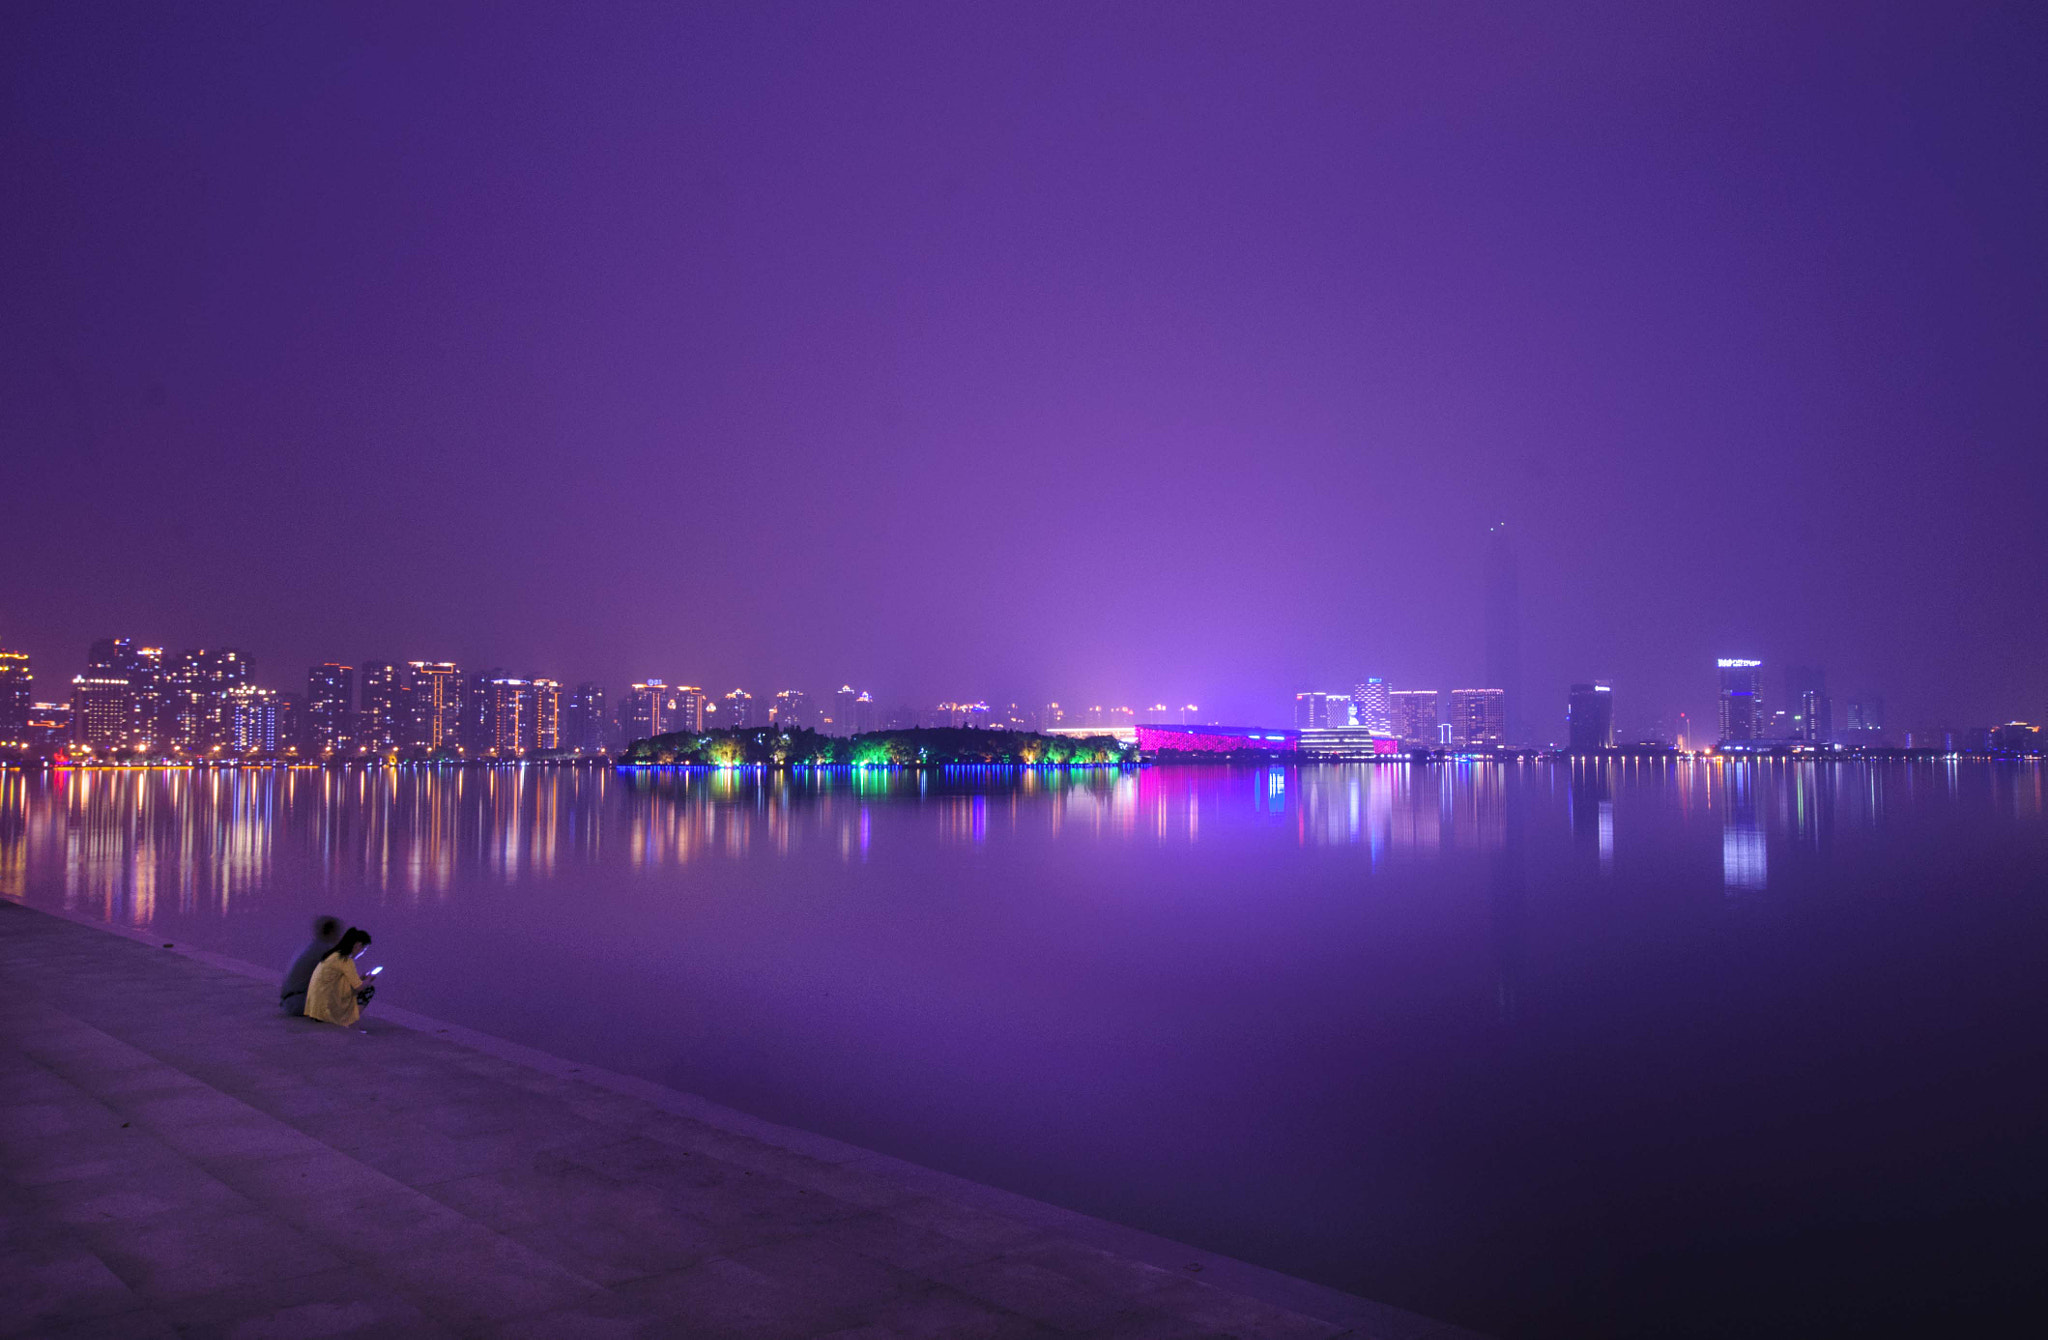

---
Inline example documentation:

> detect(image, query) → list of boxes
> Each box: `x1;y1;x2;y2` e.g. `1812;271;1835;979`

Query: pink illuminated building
1136;724;1299;754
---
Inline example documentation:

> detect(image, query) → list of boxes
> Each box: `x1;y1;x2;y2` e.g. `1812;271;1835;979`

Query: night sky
5;2;2044;734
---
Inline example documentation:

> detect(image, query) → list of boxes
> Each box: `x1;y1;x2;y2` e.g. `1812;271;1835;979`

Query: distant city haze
4;2;2044;735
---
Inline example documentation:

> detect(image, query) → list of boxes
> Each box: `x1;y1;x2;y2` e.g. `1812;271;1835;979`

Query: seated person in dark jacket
280;915;344;1016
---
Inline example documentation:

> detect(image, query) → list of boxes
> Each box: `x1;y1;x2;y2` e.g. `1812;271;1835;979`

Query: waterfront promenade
0;903;1476;1340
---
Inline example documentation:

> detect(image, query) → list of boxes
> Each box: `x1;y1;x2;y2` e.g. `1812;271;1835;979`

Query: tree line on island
620;726;1131;767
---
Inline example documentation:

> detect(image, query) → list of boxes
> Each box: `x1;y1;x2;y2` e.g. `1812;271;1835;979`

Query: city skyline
5;4;2044;747
4;627;2039;759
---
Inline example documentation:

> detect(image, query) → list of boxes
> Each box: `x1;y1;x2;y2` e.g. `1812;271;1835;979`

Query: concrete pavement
0;901;1480;1339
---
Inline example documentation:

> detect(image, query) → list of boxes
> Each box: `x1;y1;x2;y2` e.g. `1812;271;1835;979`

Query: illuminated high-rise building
833;685;858;735
305;663;354;753
0;648;30;751
771;689;811;730
457;669;498;752
275;692;304;755
565;682;608;752
530;679;562;751
161;648;248;753
1449;688;1506;748
724;689;756;728
622;680;706;740
1785;665;1831;743
226;685;280;754
71;673;135;749
622;681;667;741
487;677;535;755
359;662;404;750
405;662;463;749
74;638;162;750
490;678;529;754
854;690;876;734
1352;679;1391;734
1390;690;1439;747
1567;682;1615;750
1717;659;1764;741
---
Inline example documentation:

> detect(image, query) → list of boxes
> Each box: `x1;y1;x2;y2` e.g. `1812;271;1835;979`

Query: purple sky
5;2;2045;734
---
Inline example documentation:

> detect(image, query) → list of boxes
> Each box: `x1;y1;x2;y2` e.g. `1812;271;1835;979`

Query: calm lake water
4;761;2045;1337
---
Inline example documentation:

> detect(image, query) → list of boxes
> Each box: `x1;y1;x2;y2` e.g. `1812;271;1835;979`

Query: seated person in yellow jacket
306;927;376;1027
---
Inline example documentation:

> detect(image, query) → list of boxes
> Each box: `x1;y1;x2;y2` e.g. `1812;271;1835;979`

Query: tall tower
1390;689;1439;746
1353;679;1392;734
1567;682;1615;750
1483;525;1522;745
405;662;463;749
305;664;354;753
487;677;534;755
1784;665;1831;743
359;662;405;750
0;648;30;749
565;682;608;752
771;689;811;730
530;679;562;751
1717;659;1764;741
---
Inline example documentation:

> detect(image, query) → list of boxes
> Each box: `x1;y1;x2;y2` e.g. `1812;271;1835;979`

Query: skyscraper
1567;682;1615;750
1483;525;1522;745
833;686;858;735
1717;659;1764;741
226;685;280;754
275;692;305;755
487;677;535;755
1784;665;1831;743
0;648;30;750
1449;688;1506;748
74;638;162;750
723;689;756;728
70;670;135;750
771;689;811;730
621;681;706;741
1390;689;1439;746
359;662;404;750
1353;679;1392;734
305;663;354;754
565;682;608;752
854;691;876;734
405;662;463;749
622;681;669;741
161;648;248;753
530;679;562;751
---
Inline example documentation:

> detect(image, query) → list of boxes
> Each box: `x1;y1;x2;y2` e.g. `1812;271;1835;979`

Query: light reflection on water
12;760;2041;919
4;760;2047;1339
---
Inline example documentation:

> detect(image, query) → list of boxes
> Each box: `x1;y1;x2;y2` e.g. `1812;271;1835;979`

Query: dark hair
324;927;371;961
313;915;343;942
